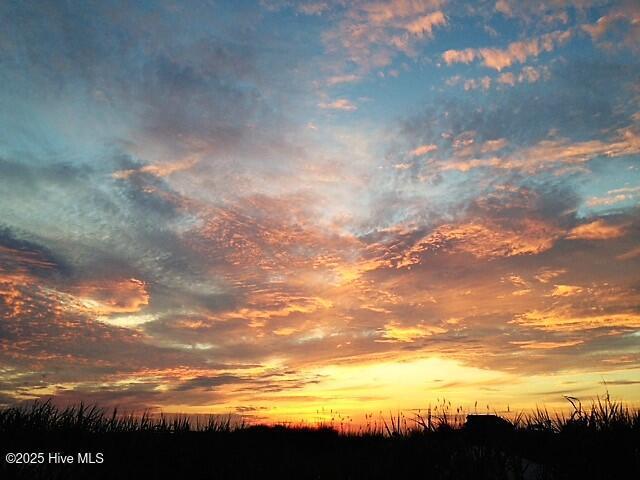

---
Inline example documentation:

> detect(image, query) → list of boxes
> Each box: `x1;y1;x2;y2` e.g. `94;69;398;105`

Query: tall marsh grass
1;393;638;436
1;392;638;479
0;400;239;434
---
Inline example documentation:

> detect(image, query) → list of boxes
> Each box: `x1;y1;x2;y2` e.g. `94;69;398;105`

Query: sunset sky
1;0;639;423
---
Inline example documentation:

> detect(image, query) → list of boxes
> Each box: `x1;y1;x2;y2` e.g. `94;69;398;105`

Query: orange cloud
225;295;333;326
513;308;640;332
112;156;199;180
511;340;584;350
0;245;57;271
73;278;149;315
0;246;57;320
0;272;33;319
395;219;561;267
534;268;566;284
566;220;626;240
550;285;583;297
617;246;640;260
438;126;640;174
378;322;447;342
273;327;298;336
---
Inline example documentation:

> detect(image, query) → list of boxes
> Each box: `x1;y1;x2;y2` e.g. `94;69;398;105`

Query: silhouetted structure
464;414;513;436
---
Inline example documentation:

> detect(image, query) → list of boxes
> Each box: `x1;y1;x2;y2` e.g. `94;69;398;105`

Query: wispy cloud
323;0;447;72
434;127;640;174
318;98;358;111
326;74;361;86
581;2;640;51
409;144;438;157
442;30;572;71
566;219;626;240
586;186;640;208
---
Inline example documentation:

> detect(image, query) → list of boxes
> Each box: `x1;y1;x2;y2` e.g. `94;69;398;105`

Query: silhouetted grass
1;393;638;479
0;400;238;434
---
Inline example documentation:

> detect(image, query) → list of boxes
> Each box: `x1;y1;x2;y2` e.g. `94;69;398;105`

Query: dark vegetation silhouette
1;393;639;479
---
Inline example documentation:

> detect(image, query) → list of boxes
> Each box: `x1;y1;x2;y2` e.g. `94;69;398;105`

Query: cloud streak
442;30;572;71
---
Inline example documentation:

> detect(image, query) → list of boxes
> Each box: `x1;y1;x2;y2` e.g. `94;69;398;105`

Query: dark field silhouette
1;395;639;479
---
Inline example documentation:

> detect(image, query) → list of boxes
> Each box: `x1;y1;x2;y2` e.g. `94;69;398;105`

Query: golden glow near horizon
154;357;640;425
1;1;640;421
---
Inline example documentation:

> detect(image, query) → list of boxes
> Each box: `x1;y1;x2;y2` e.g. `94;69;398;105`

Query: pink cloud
410;144;438;157
405;11;447;38
437;126;640;174
442;48;476;65
324;1;447;72
581;3;640;51
326;74;361;86
318;98;357;111
442;30;572;71
463;76;491;91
